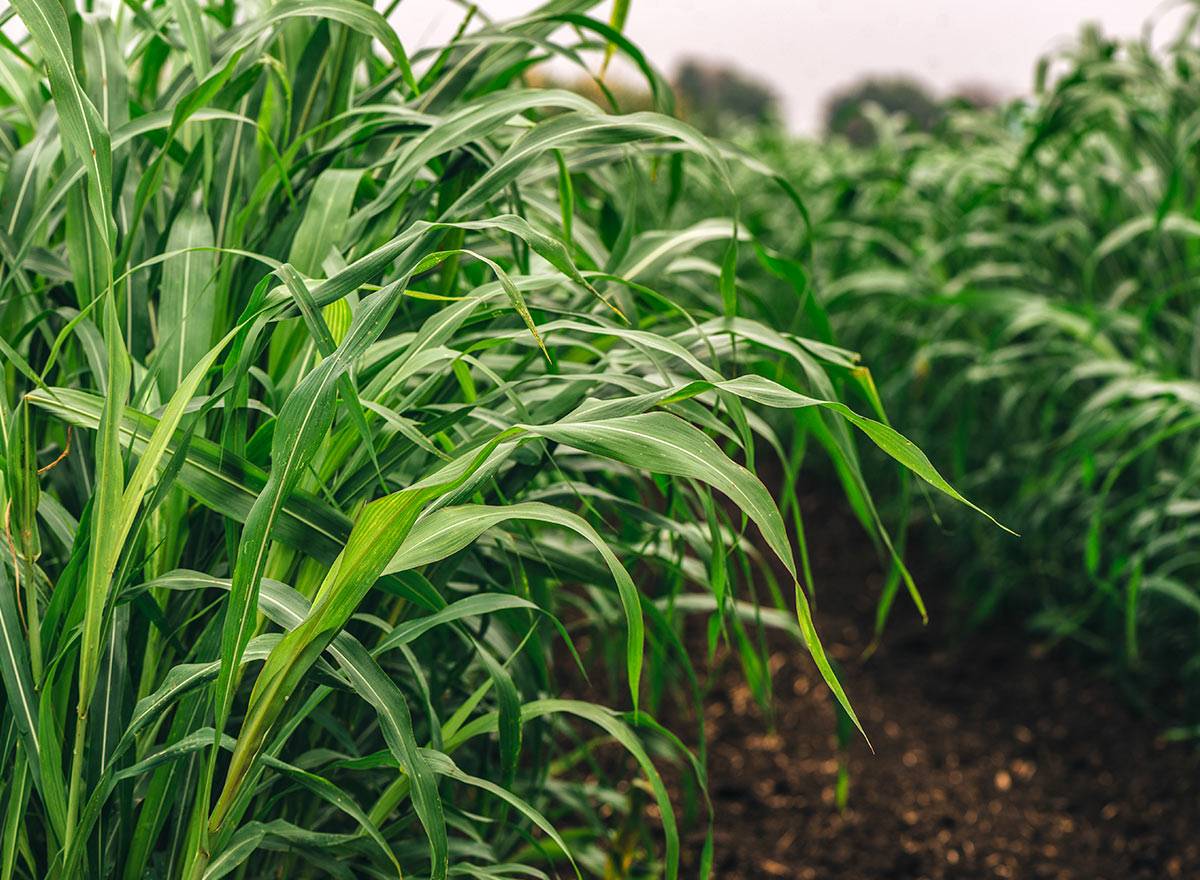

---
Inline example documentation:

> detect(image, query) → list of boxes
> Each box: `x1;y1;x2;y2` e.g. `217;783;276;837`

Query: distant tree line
673;59;780;134
534;57;1002;145
824;77;1002;146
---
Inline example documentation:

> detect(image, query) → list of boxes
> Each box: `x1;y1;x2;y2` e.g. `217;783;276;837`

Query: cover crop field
0;1;1196;878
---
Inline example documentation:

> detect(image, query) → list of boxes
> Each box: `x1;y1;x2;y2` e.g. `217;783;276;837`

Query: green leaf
12;0;114;248
385;502;644;709
156;208;217;397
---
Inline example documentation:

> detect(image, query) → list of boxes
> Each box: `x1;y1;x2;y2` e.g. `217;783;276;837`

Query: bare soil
674;492;1200;879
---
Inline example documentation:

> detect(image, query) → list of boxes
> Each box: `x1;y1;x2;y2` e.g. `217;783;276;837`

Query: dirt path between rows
675;493;1200;879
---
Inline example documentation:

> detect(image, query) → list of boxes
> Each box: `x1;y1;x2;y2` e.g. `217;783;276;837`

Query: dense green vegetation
724;13;1200;731
0;1;979;877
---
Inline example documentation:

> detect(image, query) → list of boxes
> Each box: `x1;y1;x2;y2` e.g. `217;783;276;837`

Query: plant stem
64;708;89;854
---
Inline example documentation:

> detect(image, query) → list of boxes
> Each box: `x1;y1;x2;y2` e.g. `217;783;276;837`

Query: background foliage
720;10;1200;733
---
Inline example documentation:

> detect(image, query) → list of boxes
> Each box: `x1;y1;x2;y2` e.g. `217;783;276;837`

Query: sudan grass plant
0;1;982;876
722;8;1200;729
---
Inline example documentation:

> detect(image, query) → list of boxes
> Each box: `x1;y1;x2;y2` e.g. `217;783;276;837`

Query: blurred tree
674;58;781;134
948;81;1004;110
824;77;943;146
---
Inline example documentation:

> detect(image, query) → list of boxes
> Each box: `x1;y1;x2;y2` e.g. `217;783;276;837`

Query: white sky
396;0;1181;131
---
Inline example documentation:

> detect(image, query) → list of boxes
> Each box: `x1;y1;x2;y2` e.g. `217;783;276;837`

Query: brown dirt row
672;493;1200;879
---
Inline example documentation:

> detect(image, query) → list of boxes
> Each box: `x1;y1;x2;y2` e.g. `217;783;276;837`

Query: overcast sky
397;0;1180;131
